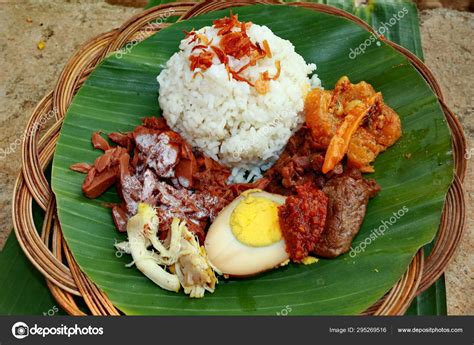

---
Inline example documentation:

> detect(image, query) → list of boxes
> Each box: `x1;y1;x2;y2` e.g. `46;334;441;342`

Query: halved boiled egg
204;189;289;276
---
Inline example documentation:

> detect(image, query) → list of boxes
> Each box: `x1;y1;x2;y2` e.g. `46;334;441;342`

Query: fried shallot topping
185;14;281;93
189;50;214;71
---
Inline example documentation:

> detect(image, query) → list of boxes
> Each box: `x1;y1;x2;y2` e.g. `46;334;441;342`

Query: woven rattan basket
12;1;467;316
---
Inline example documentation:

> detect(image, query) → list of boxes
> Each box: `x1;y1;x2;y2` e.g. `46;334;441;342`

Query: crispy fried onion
184;14;281;93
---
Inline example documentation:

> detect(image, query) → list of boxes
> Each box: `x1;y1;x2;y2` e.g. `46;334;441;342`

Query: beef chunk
313;173;380;258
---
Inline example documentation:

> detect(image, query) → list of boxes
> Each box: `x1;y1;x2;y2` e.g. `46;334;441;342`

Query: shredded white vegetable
114;203;217;297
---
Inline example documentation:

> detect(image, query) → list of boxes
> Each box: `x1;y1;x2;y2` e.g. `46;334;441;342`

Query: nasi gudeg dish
71;14;401;298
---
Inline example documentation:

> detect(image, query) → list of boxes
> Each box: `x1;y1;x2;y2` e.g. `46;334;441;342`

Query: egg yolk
230;195;282;247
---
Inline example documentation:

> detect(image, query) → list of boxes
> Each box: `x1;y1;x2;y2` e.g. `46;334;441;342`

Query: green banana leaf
0;191;66;315
0;235;51;315
51;4;453;315
405;278;447;315
405;239;448;315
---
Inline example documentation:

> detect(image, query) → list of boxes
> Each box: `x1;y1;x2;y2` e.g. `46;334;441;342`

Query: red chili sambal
278;184;328;261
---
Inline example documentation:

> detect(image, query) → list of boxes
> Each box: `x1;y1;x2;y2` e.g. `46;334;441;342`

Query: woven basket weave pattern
12;1;467;315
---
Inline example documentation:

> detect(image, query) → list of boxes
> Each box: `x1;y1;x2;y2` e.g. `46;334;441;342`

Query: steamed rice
157;22;320;182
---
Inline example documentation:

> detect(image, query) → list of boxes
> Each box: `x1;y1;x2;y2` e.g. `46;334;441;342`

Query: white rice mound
157;22;320;183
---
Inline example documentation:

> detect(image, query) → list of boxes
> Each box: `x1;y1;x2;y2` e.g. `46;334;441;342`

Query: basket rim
11;0;467;316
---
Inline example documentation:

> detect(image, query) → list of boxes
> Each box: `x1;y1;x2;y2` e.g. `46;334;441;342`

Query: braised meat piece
108;132;133;151
91;131;111;151
174;141;198;189
192;156;231;193
153;181;224;242
265;126;329;195
133;130;181;178
70;162;92;174
313;169;380;258
81;145;129;199
111;204;128;232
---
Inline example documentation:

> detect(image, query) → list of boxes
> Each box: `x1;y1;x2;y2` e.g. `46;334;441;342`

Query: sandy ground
0;2;472;314
0;1;140;246
420;8;474;315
